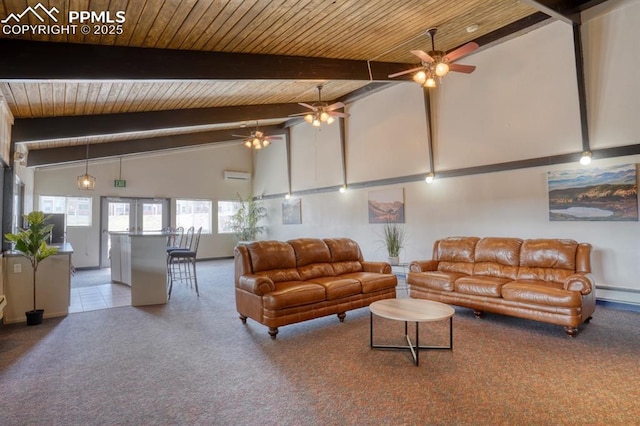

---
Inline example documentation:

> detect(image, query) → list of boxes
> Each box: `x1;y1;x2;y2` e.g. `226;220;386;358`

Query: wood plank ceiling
0;0;608;166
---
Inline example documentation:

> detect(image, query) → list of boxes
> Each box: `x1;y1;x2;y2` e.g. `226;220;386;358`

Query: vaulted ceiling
0;0;609;167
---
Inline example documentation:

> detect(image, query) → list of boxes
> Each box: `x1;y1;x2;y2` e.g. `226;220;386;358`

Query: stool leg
192;258;199;297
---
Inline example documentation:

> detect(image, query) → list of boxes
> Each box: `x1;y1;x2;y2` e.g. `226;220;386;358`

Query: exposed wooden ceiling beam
0;39;411;82
26;125;285;167
13;103;305;143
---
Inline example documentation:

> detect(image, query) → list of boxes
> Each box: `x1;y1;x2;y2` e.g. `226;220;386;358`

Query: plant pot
25;309;44;326
388;256;400;266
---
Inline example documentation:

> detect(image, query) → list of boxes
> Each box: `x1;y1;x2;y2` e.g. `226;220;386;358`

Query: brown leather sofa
407;237;596;336
234;237;397;338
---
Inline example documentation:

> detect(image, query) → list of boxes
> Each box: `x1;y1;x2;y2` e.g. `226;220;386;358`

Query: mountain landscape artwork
368;188;404;223
548;163;638;221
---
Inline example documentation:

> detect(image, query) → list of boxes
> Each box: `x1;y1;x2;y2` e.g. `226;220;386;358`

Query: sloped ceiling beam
26;125;285;167
13;103;305;143
0;39;410;81
520;0;611;24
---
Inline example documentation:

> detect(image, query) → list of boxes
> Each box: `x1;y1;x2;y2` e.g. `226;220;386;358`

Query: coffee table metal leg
370;314;452;366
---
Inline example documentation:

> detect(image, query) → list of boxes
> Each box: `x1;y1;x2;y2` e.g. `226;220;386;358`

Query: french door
100;197;170;267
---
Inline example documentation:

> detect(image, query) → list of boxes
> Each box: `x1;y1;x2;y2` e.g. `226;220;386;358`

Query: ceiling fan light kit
234;124;280;150
389;27;479;89
294;85;349;127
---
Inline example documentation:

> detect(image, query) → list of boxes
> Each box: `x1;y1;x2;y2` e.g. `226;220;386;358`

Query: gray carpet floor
1;258;640;425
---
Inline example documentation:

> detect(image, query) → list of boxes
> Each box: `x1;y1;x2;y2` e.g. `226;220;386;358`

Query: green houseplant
381;222;406;266
229;193;267;242
4;211;59;325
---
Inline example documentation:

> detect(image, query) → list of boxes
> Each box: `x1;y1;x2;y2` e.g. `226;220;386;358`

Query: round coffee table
369;298;455;366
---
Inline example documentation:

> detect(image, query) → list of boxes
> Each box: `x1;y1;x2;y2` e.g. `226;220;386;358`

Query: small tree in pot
229;193;267;243
4;211;58;325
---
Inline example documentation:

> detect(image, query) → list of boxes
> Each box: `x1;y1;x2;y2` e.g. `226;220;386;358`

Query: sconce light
77;143;96;190
285;193;291;200
339;185;347;193
425;172;435;184
580;151;592;166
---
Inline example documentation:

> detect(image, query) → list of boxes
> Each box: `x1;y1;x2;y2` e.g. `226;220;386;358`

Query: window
39;196;92;227
218;200;241;234
176;199;212;233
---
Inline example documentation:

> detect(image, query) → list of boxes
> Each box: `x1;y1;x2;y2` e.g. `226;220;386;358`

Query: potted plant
381;222;406;266
4;211;59;326
229;193;267;243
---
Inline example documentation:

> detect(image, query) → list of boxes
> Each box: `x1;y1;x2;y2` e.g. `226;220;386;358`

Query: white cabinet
1;244;73;324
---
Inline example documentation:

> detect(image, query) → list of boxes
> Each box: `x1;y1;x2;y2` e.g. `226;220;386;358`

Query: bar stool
167;226;201;299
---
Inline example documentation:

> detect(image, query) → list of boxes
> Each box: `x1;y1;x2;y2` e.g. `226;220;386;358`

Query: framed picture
368;188;405;223
548;163;638;221
282;199;302;225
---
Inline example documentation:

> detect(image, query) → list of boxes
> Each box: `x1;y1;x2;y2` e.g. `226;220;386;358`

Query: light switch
13;263;22;273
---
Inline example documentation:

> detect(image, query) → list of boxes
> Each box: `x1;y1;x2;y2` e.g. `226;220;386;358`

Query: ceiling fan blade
289;112;310;117
298;102;317;111
449;63;476;74
232;134;250;138
411;49;434;64
388;66;424;79
443;42;479;63
325;102;345;111
330;111;350;118
265;136;283;141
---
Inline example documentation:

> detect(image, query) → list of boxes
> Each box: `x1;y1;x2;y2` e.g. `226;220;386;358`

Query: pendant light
77;143;96;190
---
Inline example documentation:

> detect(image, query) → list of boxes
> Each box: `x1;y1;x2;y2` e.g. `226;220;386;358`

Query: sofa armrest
238;274;275;296
409;260;438;272
361;261;391;274
564;273;595;295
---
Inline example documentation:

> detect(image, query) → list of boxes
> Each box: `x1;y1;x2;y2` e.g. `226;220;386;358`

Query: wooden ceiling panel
0;0;610;165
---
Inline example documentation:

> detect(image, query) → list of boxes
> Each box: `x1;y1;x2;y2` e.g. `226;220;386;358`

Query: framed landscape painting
368;188;405;223
282;199;302;225
548;163;638;221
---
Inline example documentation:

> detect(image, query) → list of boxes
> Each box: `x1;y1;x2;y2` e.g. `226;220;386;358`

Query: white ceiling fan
389;27;479;88
292;85;350;126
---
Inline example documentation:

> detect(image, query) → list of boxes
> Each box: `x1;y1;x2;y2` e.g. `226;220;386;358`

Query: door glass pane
108;202;131;232
142;202;163;232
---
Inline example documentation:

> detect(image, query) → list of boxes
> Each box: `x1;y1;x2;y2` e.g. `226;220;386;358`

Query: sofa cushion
502;281;581;308
473;237;522;280
340;272;397;293
331;261;363;275
288;238;332;266
248;241;295;270
262;281;327;309
520;239;578;269
455;276;511;297
436;237;479;262
298;263;336;281
306;277;361;300
407;271;467;292
324;238;363;262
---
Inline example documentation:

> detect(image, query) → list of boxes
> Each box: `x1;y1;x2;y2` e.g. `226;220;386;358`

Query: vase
388;256;399;266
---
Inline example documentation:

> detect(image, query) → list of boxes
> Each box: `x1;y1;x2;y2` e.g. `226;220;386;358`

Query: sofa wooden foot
473;310;484;318
268;327;279;339
584;316;592;323
239;315;247;324
337;312;346;322
564;326;578;337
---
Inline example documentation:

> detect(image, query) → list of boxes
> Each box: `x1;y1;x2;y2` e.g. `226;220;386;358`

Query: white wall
34;142;252;267
257;4;640;306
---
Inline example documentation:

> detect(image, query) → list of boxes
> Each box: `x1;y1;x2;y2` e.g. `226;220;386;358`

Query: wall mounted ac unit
224;170;251;181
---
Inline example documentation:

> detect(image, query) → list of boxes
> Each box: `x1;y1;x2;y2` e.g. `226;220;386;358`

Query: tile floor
69;273;131;314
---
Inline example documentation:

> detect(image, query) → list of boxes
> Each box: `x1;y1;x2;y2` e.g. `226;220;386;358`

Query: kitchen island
110;232;169;306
